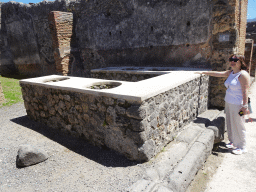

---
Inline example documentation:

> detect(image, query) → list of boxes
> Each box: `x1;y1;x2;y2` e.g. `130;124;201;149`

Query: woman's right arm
195;70;231;77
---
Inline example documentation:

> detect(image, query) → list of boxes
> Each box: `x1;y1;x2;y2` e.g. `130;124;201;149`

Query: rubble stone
20;75;209;161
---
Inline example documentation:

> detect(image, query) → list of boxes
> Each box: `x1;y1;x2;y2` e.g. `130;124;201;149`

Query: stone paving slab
176;125;204;145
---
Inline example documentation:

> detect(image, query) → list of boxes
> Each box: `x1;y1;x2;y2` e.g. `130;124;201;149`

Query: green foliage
0;76;23;107
103;119;107;127
161;147;166;152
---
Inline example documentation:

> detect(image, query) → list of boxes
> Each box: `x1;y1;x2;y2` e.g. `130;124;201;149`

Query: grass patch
161;146;166;152
0;75;24;107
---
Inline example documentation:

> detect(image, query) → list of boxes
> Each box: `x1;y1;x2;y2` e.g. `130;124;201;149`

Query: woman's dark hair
229;54;248;71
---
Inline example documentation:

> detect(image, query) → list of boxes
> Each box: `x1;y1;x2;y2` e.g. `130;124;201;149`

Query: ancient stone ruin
0;0;253;108
0;0;253;160
20;71;209;161
16;144;48;167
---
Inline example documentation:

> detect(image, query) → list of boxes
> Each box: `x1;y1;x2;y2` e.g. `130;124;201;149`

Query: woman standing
195;55;250;155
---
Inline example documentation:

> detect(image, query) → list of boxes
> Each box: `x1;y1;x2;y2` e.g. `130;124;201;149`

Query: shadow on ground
0;73;30;80
11;115;139;168
246;118;256;123
212;142;232;156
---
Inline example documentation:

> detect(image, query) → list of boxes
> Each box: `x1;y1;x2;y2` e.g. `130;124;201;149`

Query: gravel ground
0;103;146;192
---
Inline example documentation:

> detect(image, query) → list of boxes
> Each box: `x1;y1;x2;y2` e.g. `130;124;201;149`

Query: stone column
48;11;73;76
244;39;254;77
208;0;248;108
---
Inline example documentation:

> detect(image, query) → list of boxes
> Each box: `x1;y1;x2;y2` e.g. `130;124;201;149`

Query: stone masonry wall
1;0;249;109
76;0;213;71
0;0;213;77
49;11;73;76
0;2;17;76
0;81;5;105
20;75;209;161
208;0;248;108
1;1;68;77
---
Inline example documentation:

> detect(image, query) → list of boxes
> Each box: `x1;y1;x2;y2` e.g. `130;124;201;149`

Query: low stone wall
0;81;5;105
20;75;209;161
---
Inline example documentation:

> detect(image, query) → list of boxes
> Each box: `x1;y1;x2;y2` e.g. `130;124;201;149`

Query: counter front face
20;72;209;161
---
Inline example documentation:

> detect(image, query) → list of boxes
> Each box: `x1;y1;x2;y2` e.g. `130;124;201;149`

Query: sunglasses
229;58;239;62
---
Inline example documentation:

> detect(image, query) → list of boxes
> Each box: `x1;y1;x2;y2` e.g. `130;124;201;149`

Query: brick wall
48;11;73;76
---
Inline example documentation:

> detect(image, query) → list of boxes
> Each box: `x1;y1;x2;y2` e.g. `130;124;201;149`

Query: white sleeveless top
224;71;243;105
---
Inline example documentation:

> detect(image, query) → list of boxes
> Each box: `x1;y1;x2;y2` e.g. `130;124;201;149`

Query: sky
247;0;256;19
1;0;256;19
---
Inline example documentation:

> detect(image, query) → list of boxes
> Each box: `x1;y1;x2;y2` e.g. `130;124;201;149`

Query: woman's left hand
240;107;250;116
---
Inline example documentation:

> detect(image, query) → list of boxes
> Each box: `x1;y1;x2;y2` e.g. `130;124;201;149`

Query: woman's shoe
226;142;234;149
232;148;247;155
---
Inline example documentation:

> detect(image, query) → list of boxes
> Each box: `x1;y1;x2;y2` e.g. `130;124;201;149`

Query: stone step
167;129;214;192
126;109;224;192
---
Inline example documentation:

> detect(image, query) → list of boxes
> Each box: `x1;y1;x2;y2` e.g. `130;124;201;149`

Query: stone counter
20;72;209;161
91;67;208;82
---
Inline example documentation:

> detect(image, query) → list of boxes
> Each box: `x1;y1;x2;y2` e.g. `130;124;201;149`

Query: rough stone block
176;125;204;145
16;144;48;167
196;128;214;157
146;142;188;180
151;185;174;192
126;105;147;120
168;129;214;192
208;113;225;143
199;109;222;120
167;142;207;192
126;179;156;192
138;139;156;160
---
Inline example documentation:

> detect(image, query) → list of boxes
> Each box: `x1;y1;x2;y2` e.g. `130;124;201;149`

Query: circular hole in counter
87;81;122;89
